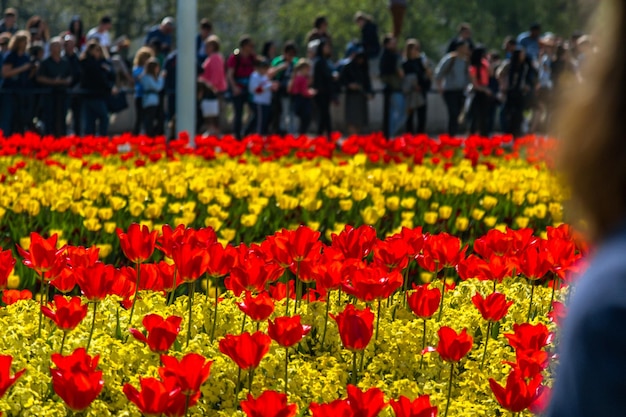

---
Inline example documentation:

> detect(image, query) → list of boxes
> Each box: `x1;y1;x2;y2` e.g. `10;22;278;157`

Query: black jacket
79;56;115;98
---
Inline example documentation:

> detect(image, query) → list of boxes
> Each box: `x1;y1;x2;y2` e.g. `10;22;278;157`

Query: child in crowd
288;58;316;134
140;57;164;137
248;59;277;135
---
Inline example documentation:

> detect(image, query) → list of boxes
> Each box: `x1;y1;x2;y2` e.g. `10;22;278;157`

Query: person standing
1;31;36;136
131;47;154;135
62;35;82;135
517;23;542;64
467;46;492;137
270;41;297;134
340;48;373;135
145;17;175;55
248;59;277;135
435;40;470;136
312;39;335;138
67;16;86;50
402;39;431;134
0;8;18;35
86;16;113;52
139;57;165;137
226;35;257;139
288;59;315;135
305;16;332;44
36;37;72;137
498;48;534;138
199;36;227;135
79;41;116;136
354;12;381;76
379;34;404;139
196;18;213;62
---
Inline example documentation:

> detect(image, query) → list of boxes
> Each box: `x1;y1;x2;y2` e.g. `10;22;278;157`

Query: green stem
184;393;190;417
320;295;331;350
419;318;427;369
248;367;255;394
294;262;301;314
205;273;210;299
443;362;454;417
86;301;98;353
337;287;342;306
438;273;446;322
235;367;242;398
59;331;67;355
37;273;47;338
549;275;558;310
241;312;247;334
375;298;382;341
167;268;178;306
527;282;535;322
186;281;194;348
480;321;493;370
492;278;497;293
128;261;141;327
284;347;289;394
351;350;358;385
285;276;291;316
210;283;219;342
402;265;410;307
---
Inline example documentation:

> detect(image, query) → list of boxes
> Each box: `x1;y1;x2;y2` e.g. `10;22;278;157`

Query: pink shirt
469;59;490;87
289;74;312;98
200;53;227;93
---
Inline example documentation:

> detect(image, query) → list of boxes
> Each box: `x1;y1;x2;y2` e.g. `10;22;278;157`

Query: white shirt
86;27;111;49
249;71;273;105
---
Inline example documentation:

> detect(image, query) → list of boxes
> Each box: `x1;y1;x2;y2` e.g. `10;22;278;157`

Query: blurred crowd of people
0;4;590;139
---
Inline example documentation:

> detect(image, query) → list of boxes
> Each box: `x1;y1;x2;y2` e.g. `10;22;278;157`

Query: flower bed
0;134;577;416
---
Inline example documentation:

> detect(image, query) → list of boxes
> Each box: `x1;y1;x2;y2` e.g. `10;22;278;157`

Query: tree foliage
8;0;587;59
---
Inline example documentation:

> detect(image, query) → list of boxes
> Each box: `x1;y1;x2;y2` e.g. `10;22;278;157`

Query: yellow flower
220;228;236;242
495;223;508;233
438;205;453;220
526;192;538;205
109;196;127;211
424;211;438;224
96;244;112;258
471;209;485;221
7;273;19;289
241;214;258;227
26;199;40;216
129;201;145;217
83;218;102;232
420;272;433;283
19;237;30;250
549;203;563;222
144;203;163;219
483;216;497;228
417;188;432;200
204;217;223;231
386;196;400;211
400;197;416;210
515;216;530;229
533;204;547;219
455;216;469;232
481;196;498;210
361;206;381;225
98;207;114;221
511;190;526;206
104;222;117;234
339;199;353;212
352;189;368;202
401;212;414;221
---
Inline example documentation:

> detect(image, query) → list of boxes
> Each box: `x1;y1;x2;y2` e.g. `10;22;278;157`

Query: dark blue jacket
548;223;626;416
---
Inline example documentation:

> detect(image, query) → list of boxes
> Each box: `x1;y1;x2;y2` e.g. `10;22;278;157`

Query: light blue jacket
140;74;164;108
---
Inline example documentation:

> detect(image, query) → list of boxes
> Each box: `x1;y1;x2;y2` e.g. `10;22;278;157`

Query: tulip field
0;133;580;416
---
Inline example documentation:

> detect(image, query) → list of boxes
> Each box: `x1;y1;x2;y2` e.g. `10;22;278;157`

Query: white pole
176;0;197;147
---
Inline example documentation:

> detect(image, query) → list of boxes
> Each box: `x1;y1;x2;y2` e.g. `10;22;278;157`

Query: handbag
106;91;129;113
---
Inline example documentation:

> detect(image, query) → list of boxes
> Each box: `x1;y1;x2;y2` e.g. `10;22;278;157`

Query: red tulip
517;240;552;280
418;233;467;271
0;249;16;290
237;291;275;322
331;304;375;352
504;323;553;353
505;349;549;379
123;377;181;417
219;331;272;370
435;326;473;363
312;257;343;292
50;348;104;411
389;395;438;417
74;263;116;301
205;241;237;278
110;267;137;309
489;370;542;413
49;265;77;293
373;237;410;271
473;229;514;258
0;355;25;398
117;223;158;263
407;285;441;319
341;264;403;302
346;385;386;417
41;295;88;331
226;253;282;296
398;226;425;257
268;281;296;301
2;289;32;305
16;232;65;274
331;224;377;260
129;314;182;354
309;399;352;417
268;315;311;348
66;246;100;268
158;353;212;395
171;243;208;283
529;385;551;415
471;292;514;322
157;224;187;258
240;390;297;417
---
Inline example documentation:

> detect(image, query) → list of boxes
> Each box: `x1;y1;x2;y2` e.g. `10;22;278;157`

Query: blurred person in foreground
548;1;626;416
